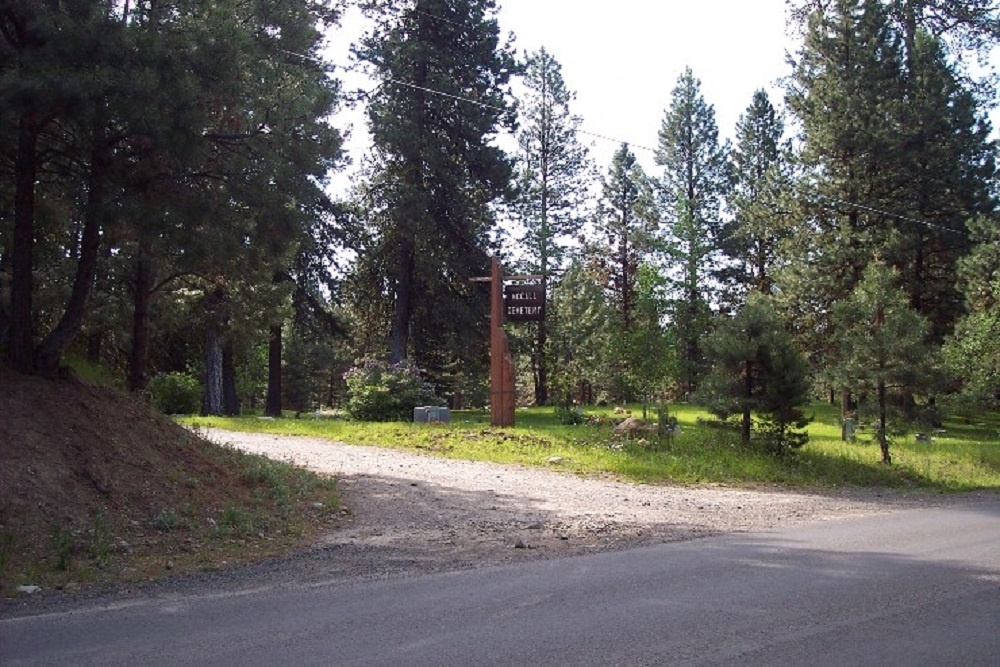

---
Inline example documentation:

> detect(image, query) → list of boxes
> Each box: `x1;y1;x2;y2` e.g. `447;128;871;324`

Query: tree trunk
877;379;891;465
685;330;699;396
741;358;753;447
911;234;925;315
35;115;109;378
86;331;103;365
534;319;549;406
840;389;854;441
390;236;414;364
222;341;239;416
86;235;115;366
0;287;9;358
264;324;283;417
8;113;40;374
202;320;224;416
127;248;155;392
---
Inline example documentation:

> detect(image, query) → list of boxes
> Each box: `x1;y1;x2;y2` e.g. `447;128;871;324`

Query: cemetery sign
504;284;545;322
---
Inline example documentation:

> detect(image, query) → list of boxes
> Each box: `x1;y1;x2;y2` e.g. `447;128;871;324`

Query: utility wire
802;190;970;238
279;8;658;154
384;77;507;112
275;43;658;155
368;74;977;248
382;77;657;153
293;8;977;246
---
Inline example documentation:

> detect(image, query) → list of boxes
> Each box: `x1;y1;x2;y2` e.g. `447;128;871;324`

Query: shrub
755;412;811;456
554;404;585;425
148;372;202;415
343;359;439;422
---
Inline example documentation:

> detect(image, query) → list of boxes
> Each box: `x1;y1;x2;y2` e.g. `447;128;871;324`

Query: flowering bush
343;358;440;422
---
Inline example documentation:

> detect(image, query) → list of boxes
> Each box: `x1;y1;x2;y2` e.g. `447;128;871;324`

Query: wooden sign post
475;258;544;428
490;258;516;427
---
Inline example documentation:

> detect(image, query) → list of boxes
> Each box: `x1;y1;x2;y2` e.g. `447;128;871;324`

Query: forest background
2;0;999;464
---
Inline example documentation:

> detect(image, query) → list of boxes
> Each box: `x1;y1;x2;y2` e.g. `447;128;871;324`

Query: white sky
326;1;997;194
496;0;792;170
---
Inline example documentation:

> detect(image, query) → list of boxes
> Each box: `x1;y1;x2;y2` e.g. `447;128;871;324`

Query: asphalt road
2;499;998;666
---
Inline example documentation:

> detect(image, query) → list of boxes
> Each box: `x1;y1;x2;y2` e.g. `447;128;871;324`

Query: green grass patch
181;402;1000;492
63;353;123;388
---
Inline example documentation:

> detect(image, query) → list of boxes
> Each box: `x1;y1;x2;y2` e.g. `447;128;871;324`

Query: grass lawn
182;402;1000;493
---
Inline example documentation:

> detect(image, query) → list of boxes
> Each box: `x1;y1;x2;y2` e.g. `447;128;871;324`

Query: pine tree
1;0;344;390
547;259;612;406
783;0;996;392
884;0;1000;66
516;47;591;277
127;0;342;410
356;0;518;373
589;145;657;324
943;217;1000;407
1;1;129;375
514;47;591;405
700;294;810;453
790;0;1000;58
620;264;675;418
831;261;936;464
655;68;730;394
723;90;792;302
586;144;658;402
782;0;907;385
886;31;996;340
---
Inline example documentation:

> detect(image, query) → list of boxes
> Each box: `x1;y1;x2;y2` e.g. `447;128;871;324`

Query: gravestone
413;406;450;424
842;417;857;441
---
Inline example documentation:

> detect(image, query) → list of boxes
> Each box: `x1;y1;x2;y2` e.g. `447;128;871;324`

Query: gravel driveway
199;427;952;580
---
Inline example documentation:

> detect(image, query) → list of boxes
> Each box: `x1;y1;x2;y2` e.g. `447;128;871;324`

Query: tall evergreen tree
587;143;658;402
547;258;611;406
1;0;128;376
655;67;730;394
791;0;1000;58
1;0;344;395
199;0;343;413
887;31;996;339
620;264;675;417
783;0;996;385
723;90;792;302
589;144;657;329
943;216;1000;407
782;0;907;381
514;46;591;405
356;0;518;376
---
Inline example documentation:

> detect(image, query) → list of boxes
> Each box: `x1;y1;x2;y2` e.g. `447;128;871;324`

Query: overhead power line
803;191;970;238
384;77;507;113
367;3;659;153
289;48;973;242
381;77;657;153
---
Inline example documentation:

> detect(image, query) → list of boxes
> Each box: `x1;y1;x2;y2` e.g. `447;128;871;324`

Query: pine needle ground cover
182;403;1000;492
